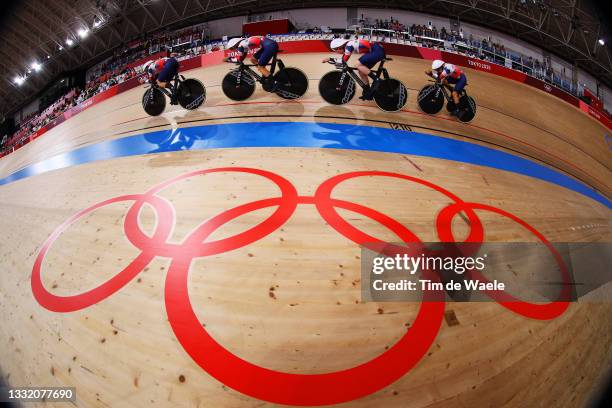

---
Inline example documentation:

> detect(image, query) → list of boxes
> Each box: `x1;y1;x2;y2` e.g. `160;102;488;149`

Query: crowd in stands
365;18;406;33
2;27;209;153
2;66;140;151
2;14;608;155
87;24;207;81
361;16;577;94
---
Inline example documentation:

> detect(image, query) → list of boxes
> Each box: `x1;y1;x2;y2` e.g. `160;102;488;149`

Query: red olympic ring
31;167;571;406
437;202;570;319
32;193;174;312
123;168;299;258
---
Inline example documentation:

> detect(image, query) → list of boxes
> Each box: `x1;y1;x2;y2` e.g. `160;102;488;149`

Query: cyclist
426;59;467;116
323;37;386;100
143;56;180;104
224;36;279;91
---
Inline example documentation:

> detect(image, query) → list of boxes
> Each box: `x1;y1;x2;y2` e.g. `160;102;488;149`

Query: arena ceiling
0;0;610;116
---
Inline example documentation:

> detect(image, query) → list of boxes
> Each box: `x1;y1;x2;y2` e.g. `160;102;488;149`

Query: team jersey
439;63;463;80
144;58;168;76
236;36;266;61
342;39;372;62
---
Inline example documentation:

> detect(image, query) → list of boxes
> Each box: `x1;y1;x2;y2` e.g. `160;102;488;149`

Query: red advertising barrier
116;76;142;93
223;40;330;58
583;88;603;111
523;75;579;106
243;19;290;36
3;42;611;158
277;39;331;54
201;51;225;66
178;55;203;71
377;42;426;59
579;101;612;129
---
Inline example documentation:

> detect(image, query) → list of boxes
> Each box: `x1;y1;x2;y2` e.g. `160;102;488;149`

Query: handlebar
326;59;356;70
227;60;272;68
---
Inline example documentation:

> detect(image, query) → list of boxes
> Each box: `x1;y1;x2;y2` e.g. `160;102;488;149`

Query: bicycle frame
429;79;466;102
233;53;285;83
148;74;185;99
333;59;391;90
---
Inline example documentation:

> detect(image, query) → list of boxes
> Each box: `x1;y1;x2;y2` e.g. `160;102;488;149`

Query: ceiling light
32;62;42;72
66;38;74;46
14;76;25;85
77;28;89;38
598;38;605;45
58;45;63;51
93;19;102;28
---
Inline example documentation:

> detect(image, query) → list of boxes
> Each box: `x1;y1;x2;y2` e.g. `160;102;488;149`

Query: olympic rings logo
31;167;570;406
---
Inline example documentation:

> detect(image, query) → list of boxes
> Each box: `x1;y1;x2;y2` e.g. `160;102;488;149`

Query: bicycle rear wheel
458;96;477;122
274;67;309;99
177;78;206;110
373;78;408;112
222;70;256;101
142;87;166;116
318;71;356;105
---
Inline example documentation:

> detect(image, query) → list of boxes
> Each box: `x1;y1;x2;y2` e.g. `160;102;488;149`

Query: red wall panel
243;19;290;36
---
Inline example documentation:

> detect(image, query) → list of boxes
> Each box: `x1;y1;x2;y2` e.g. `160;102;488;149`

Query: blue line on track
0;122;609;208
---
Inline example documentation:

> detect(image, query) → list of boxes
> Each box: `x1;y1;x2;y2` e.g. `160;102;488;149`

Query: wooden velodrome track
0;53;610;407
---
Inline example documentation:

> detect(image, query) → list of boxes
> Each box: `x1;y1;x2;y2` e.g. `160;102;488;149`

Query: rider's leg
256;66;271;77
451;90;460;105
255;40;277;80
357;45;385;99
257;42;279;91
356;61;372;100
157;59;180;104
251;56;271;78
356;62;371;87
452;74;467;106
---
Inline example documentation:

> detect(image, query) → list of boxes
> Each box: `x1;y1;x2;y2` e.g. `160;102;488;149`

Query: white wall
206;16;245;38
248;8;348;30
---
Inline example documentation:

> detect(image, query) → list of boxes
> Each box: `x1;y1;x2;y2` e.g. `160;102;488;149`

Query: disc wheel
318;71;356;105
274;67;309;99
222;69;256;101
177;78;206;110
142;87;166;116
458;96;477;122
417;85;444;114
373;78;408;112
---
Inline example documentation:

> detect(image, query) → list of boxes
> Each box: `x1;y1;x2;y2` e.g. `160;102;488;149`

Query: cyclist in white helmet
140;54;181;104
224;36;279;91
323;36;386;100
425;59;468;116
